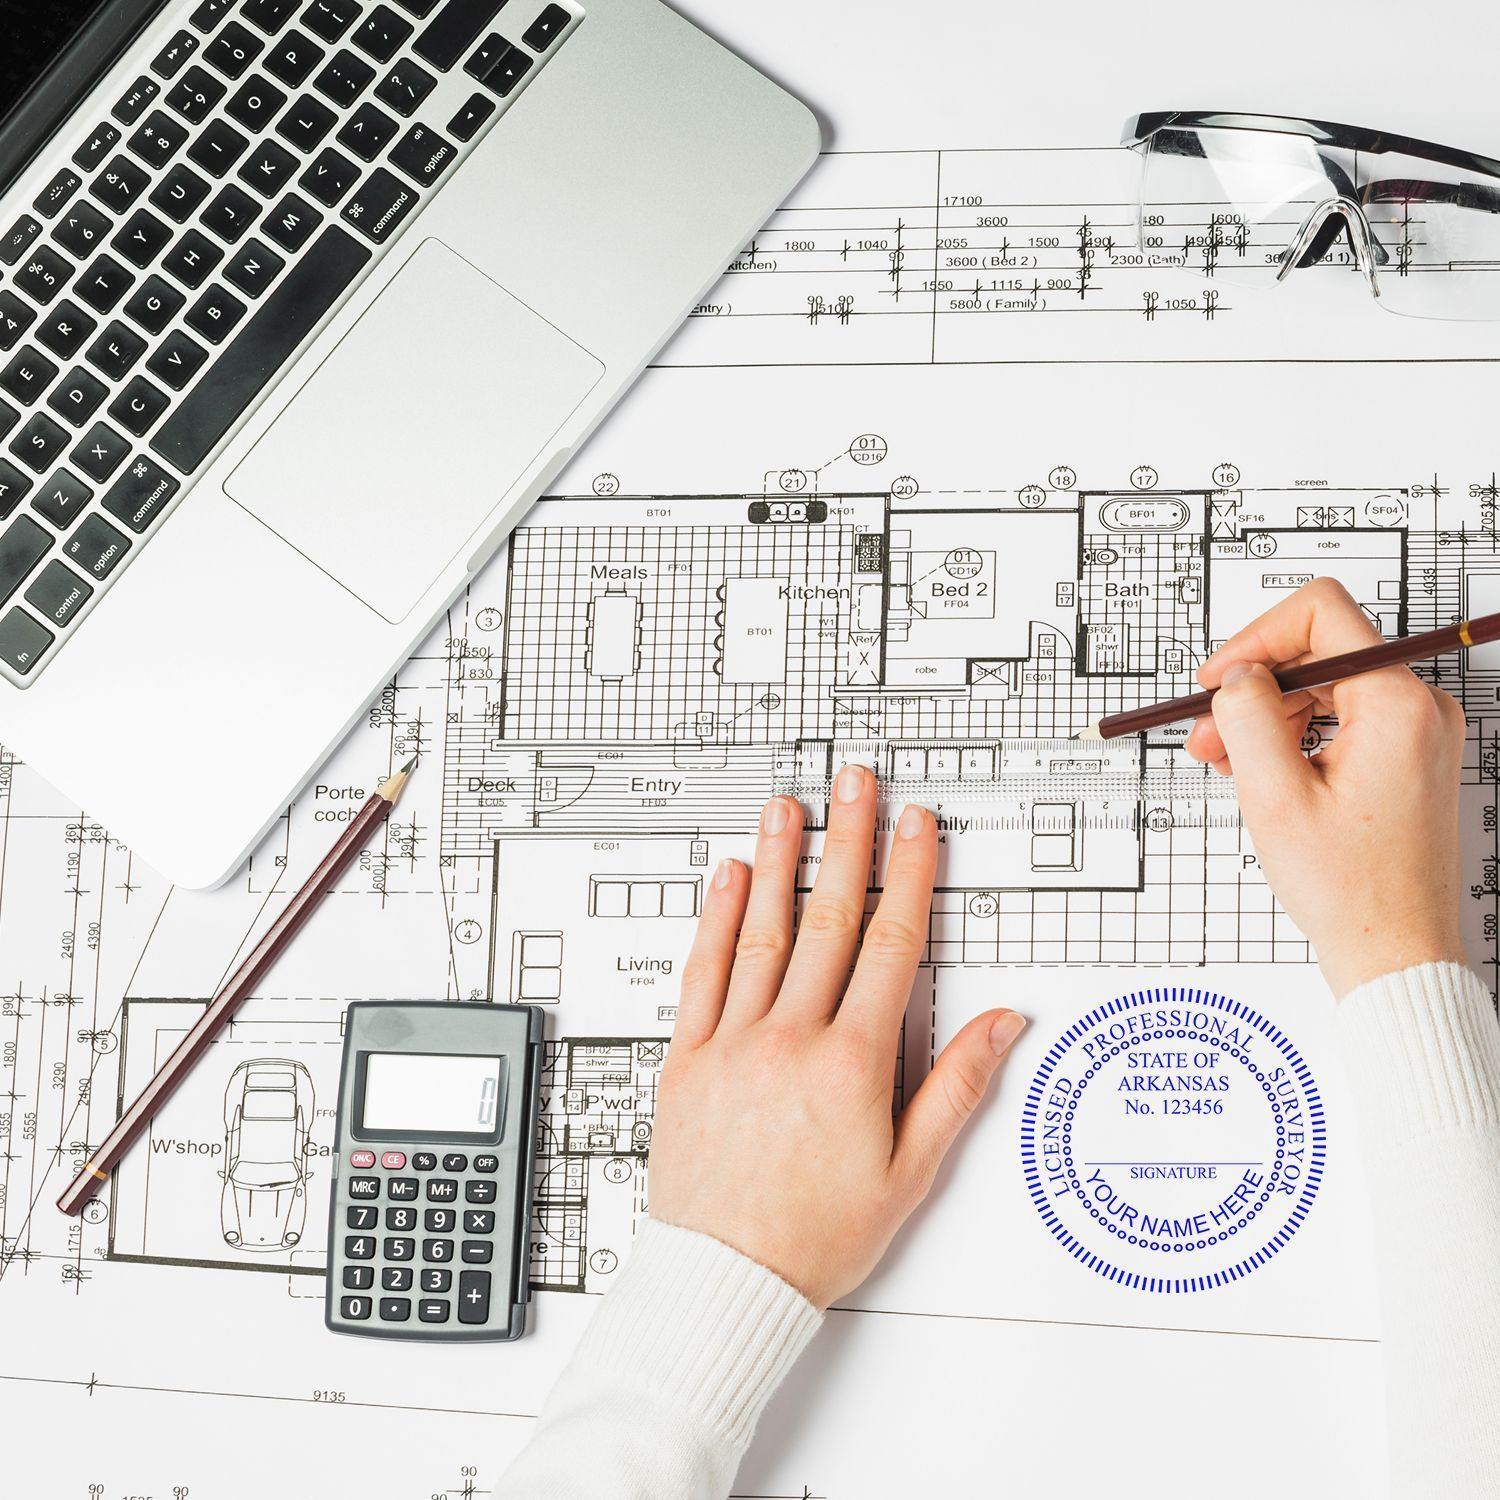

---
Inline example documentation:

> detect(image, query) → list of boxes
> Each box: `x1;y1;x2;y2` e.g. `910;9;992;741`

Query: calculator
325;1001;544;1341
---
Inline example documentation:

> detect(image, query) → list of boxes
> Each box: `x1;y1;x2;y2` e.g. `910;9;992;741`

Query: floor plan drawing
7;0;1500;1488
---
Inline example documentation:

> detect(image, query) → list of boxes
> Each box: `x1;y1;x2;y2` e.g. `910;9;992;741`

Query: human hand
647;765;1026;1309
1186;577;1467;997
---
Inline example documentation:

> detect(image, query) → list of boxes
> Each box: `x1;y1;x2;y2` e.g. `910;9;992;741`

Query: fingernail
1220;661;1254;687
761;798;789;835
713;859;736;889
896;804;927;840
835;763;868;803
989;1011;1027;1055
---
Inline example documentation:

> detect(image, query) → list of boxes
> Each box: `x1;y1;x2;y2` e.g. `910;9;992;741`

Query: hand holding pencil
1182;578;1468;997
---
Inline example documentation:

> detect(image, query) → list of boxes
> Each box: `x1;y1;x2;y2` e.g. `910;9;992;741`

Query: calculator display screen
360;1053;505;1137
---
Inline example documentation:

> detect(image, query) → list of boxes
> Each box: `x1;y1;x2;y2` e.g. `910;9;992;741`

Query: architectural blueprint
8;0;1500;1494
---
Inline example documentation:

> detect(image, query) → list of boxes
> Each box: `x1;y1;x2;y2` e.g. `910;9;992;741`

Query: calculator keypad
332;1142;505;1333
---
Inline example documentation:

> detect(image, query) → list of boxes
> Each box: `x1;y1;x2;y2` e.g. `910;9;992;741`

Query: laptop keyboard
0;0;580;684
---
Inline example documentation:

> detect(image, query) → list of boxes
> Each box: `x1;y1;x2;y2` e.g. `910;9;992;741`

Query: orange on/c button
349;1150;376;1169
381;1151;407;1170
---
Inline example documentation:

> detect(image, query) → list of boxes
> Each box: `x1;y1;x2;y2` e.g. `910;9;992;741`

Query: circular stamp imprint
1018;987;1325;1292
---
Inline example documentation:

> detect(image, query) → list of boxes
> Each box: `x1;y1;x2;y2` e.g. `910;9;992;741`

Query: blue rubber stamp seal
1018;986;1325;1292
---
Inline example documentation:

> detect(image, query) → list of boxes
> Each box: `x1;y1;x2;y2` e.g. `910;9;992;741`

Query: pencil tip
1075;722;1104;742
401;755;418;775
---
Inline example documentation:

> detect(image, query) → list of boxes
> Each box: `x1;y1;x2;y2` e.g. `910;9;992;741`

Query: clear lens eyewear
1122;112;1500;320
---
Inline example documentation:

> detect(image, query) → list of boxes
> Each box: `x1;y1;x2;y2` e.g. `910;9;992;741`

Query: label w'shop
1018;987;1325;1293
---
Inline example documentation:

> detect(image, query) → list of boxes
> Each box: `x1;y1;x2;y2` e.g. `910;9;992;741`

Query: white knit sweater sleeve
496;1217;822;1499
1336;961;1500;1498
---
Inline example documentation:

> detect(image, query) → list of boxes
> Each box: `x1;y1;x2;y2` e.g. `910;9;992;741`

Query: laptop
0;0;819;886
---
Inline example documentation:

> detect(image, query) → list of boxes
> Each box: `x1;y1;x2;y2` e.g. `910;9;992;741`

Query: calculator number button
384;1236;415;1261
342;1264;374;1289
424;1207;455;1233
382;1266;413;1291
344;1235;375;1259
421;1268;451;1293
340;1295;371;1320
346;1204;378;1229
385;1206;417;1231
423;1238;454;1262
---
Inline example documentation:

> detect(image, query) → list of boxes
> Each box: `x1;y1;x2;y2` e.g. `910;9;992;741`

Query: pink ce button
349;1150;376;1169
381;1151;407;1170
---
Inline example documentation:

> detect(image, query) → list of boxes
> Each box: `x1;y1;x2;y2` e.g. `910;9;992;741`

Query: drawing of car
219;1059;314;1251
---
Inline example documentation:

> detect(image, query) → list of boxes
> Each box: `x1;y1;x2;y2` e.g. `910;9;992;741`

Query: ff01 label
1018;987;1325;1292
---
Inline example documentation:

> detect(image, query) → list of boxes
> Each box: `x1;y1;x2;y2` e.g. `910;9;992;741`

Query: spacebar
151;226;372;474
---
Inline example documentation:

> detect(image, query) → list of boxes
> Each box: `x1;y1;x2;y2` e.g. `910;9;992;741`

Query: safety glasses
1122;111;1500;320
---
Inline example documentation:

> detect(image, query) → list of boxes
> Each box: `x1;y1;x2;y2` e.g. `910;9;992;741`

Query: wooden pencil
1081;612;1500;741
55;757;417;1217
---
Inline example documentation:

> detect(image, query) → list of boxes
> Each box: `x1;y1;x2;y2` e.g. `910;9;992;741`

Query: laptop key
202;184;262;242
0;215;42;266
0;608;53;675
342;166;417;244
299;148;360;206
374;58;435;116
75;256;135;314
336;101;398;161
205;21;265;79
151;224;370;473
89;156;151;213
0;402;17;442
238;140;300;196
103;456;180;533
151;29;201;79
54;202;111;259
126;110;190;170
389;123;455;185
123;276;186;336
111;77;161;125
0;295;35;351
109;376;171;436
162;230;224;290
66;512;131;580
151;162;213;222
304;0;364;43
224;238;286;297
392;0;439;13
225;74;289;132
0;458;31;517
165;66;227;125
481;43;532;98
243;0;302;33
188;118;251;178
277;95;338;152
352;5;414;61
0;347;59;405
36;302;98;361
147;329;211;389
71;421;133;481
10;413;71;472
314;48;376;107
15;246;75;306
265;30;327;87
86;321;148;381
189;0;237;30
0;516;52;605
187;284;248;343
46;368;110;427
447;92;493;142
522;3;569;51
73;123;122;173
25;561;92;630
112;209;175;268
31;468;93;529
33;169;81;220
261;193;323;251
414;0;504;71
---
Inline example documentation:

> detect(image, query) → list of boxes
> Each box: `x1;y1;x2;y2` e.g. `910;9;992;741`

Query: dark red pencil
56;757;417;1217
1082;613;1500;741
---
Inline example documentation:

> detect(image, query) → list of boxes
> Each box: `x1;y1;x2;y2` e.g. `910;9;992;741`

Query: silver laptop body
0;0;819;885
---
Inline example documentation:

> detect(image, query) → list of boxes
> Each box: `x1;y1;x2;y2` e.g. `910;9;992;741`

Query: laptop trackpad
225;238;604;623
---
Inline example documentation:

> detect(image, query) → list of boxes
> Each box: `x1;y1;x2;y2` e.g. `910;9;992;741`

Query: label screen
360;1052;505;1137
